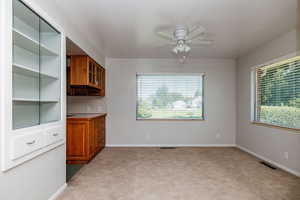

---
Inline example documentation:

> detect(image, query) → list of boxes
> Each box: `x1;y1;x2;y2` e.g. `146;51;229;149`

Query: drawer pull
53;133;59;137
26;140;36;145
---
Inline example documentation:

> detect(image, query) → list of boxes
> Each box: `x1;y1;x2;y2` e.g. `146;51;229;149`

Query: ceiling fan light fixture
156;24;213;62
184;45;191;53
172;40;191;55
172;46;178;54
179;55;188;64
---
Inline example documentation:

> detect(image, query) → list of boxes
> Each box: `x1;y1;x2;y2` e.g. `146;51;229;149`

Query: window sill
137;118;205;121
251;121;300;133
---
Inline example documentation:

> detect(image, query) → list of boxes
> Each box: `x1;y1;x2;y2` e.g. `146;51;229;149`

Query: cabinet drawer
11;132;44;160
44;126;64;146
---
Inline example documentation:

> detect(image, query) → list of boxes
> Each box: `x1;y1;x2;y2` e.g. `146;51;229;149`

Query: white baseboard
236;145;300;178
106;144;236;147
48;183;67;200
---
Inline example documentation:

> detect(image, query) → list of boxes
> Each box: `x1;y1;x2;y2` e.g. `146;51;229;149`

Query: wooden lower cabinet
67;115;106;164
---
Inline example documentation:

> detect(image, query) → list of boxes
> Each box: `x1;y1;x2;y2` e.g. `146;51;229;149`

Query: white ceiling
53;0;297;59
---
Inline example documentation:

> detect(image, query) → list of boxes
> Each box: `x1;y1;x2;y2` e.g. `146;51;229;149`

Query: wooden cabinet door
88;59;94;87
96;65;101;89
70;55;88;86
88;120;96;158
100;116;105;148
100;67;105;96
67;121;89;161
87;58;101;89
93;117;102;152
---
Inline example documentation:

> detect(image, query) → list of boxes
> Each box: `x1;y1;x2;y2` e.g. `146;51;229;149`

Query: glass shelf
12;0;61;130
13;98;59;103
13;28;58;56
13;63;59;79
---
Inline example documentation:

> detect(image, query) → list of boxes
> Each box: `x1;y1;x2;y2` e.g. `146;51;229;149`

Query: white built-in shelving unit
0;0;65;171
12;0;61;129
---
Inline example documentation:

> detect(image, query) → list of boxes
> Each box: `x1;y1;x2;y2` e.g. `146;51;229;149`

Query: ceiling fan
156;24;213;62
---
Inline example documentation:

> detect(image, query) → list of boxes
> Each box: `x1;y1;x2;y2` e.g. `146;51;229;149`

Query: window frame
251;54;300;132
136;73;205;121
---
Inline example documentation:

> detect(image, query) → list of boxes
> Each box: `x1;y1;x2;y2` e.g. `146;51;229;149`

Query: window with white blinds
253;56;300;130
137;74;204;120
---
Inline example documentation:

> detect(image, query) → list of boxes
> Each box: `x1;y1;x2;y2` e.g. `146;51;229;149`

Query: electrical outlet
284;152;289;160
216;133;221;139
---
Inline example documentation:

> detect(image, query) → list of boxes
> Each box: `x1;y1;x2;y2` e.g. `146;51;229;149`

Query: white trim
250;51;300;70
250;69;256;121
21;0;63;32
136;72;205;76
48;183;67;200
106;144;236;147
236;145;300;178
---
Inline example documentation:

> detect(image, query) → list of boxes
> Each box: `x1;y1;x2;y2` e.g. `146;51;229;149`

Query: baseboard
106;144;236;147
48;183;67;200
236;145;300;178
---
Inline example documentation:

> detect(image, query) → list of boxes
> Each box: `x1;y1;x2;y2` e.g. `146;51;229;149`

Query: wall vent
160;147;176;149
260;161;277;170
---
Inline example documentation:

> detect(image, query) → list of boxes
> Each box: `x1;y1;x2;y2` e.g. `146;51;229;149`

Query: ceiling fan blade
191;39;214;46
156;31;174;41
189;25;199;33
156;24;174;31
189;25;206;35
155;42;177;48
188;32;206;40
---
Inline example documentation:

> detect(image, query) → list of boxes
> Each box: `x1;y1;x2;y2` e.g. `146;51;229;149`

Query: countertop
67;113;106;120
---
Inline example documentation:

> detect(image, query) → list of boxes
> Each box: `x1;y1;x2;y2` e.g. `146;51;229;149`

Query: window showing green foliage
254;56;300;129
137;74;204;120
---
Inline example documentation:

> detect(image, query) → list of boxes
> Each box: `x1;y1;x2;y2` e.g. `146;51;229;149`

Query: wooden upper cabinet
69;55;105;96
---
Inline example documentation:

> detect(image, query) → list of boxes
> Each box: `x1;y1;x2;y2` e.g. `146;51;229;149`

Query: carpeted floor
58;147;300;200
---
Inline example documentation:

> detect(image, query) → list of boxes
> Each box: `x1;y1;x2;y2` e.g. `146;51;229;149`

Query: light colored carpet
58;147;300;200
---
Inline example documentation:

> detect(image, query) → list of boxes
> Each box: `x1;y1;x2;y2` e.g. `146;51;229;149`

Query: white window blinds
137;74;204;120
254;56;300;129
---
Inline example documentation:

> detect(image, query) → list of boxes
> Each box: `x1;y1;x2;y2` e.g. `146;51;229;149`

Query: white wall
236;29;300;176
0;1;105;200
0;147;66;200
106;58;236;146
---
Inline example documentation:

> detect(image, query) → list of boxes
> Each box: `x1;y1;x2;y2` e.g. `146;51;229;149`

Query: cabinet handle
26;140;36;145
53;133;59;137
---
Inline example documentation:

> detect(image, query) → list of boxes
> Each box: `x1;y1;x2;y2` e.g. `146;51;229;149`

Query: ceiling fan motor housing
173;25;188;41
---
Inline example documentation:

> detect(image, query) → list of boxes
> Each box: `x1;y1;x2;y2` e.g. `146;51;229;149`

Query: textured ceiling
53;0;297;59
